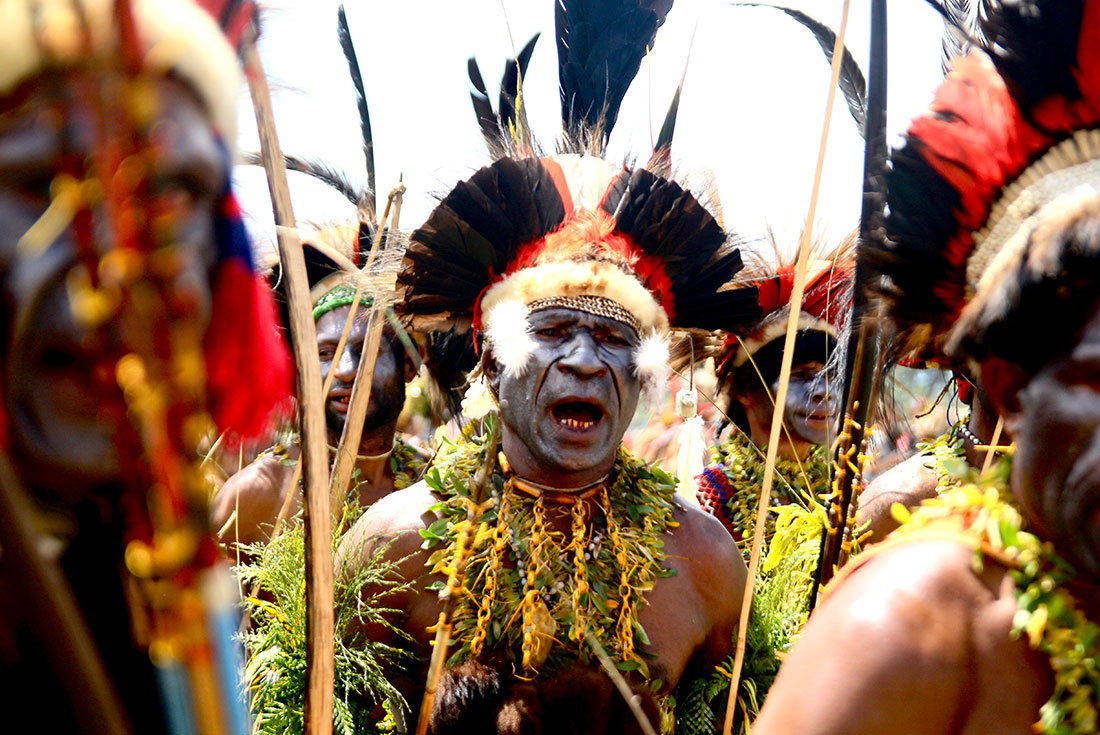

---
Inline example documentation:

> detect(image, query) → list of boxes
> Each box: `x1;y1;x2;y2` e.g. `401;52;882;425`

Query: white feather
485;299;536;379
461;375;497;419
633;330;670;405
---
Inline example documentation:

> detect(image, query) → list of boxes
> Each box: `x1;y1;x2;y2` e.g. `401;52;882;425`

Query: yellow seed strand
601;485;635;660
570;499;589;642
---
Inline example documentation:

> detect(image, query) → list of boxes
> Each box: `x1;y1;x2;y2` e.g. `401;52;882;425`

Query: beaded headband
312;283;370;321
527;294;642;335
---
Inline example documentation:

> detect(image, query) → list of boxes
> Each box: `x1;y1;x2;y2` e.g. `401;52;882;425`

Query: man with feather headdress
335;1;757;732
211;222;433;550
695;233;853;548
754;1;1100;732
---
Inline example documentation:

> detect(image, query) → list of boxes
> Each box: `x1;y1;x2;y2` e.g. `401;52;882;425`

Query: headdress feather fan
873;0;1100;363
556;0;675;154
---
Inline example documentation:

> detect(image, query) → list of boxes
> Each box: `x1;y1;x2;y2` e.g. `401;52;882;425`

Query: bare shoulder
669;502;745;573
665;501;747;607
337;480;444;569
752;538;994;735
211;448;298;545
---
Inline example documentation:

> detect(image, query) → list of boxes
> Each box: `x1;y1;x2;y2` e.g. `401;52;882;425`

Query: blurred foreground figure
0;1;291;732
753;2;1100;733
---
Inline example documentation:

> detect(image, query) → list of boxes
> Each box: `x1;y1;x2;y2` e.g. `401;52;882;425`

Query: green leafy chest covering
710;432;831;549
421;432;678;681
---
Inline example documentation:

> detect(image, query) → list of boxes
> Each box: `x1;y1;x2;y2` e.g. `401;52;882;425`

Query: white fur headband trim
484;299;537;379
0;0;240;145
480;260;670;336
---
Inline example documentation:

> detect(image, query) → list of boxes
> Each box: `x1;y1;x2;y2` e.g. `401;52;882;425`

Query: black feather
242;152;367;208
733;3;867;137
556;0;675;152
398;159;568;328
337;5;376;220
424;329;480;422
979;0;1085;113
649;58;688;174
498;33;540;136
602;169;758;332
874;139;966;336
927;0;983;75
468;57;500;146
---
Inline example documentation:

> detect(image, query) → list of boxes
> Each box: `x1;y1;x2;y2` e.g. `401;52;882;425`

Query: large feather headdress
713;232;855;388
874;0;1100;366
400;0;759;398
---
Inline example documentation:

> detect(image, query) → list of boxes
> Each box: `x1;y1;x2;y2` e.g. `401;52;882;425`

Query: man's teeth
559;417;594;430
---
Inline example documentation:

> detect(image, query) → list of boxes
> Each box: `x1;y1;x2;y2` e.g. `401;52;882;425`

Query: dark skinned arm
688;506;746;671
210;448;300;548
856;452;939;546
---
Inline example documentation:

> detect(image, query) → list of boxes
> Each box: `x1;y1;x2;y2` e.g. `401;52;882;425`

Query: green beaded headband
312;283;371;321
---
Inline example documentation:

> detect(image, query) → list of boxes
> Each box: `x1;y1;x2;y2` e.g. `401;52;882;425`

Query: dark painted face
988;302;1100;581
739;360;838;446
0;71;223;501
489;307;640;487
315;305;408;441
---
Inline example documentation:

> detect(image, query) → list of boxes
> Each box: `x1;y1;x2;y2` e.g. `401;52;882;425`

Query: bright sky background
234;0;946;261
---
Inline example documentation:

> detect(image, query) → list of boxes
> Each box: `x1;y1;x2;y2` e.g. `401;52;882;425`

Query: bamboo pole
585;632;659;735
328;182;405;507
981;417;1005;475
721;3;852;733
242;31;334;735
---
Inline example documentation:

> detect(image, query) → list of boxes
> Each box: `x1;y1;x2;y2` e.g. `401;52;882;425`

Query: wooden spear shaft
243;32;334;735
810;0;889;604
329;182;405;507
722;2;851;733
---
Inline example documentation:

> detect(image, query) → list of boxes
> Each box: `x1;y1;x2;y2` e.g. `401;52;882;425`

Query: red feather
203;262;293;440
496;209;677;323
909;53;1051;317
1034;0;1100;131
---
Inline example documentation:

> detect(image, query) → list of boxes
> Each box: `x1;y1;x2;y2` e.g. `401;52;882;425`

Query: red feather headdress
716;231;855;375
876;0;1100;363
399;154;759;380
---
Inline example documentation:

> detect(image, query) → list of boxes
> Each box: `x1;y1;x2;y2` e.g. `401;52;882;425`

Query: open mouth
328;390;352;413
551;400;605;432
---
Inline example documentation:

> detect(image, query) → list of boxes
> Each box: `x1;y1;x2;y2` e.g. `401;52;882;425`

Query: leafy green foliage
238;518;412;735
